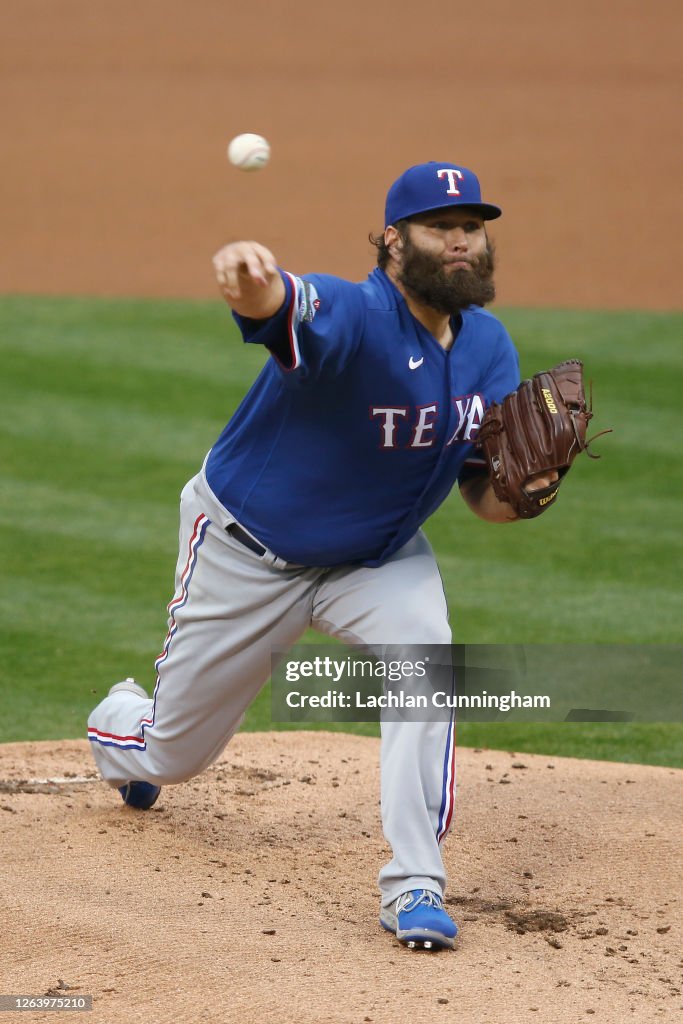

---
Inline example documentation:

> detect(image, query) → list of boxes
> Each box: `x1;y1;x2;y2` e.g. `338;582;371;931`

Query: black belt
226;523;266;557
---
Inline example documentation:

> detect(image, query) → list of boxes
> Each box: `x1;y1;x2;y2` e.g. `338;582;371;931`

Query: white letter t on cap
437;168;463;195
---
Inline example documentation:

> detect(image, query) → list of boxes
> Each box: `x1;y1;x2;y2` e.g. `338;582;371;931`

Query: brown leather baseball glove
476;359;607;519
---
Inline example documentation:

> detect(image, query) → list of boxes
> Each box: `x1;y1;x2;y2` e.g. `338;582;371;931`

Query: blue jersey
204;267;520;567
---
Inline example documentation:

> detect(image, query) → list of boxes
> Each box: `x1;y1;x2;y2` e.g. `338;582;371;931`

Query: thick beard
397;234;496;314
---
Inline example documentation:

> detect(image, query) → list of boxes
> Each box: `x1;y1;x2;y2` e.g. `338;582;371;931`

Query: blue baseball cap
385;161;502;227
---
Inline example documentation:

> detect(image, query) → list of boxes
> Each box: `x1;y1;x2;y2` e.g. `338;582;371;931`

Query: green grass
1;296;681;767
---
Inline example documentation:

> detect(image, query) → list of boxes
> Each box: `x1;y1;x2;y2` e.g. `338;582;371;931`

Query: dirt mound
0;734;680;1023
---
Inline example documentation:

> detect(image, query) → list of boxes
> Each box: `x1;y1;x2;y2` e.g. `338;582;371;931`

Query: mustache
438;243;495;276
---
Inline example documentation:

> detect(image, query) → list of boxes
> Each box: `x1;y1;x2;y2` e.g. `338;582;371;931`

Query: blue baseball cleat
118;780;161;810
380;889;458;950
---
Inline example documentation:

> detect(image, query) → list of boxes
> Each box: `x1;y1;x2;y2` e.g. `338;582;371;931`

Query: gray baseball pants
88;472;456;907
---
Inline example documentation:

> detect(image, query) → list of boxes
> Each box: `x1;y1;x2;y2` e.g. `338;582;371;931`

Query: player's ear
385;225;404;262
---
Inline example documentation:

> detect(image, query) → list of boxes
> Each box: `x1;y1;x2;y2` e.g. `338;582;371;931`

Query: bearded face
396;227;496;314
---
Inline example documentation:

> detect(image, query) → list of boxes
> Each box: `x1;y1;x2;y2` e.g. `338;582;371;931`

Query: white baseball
227;133;271;171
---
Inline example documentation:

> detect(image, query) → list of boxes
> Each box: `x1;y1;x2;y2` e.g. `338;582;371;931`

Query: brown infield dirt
0;737;681;1024
2;2;682;1022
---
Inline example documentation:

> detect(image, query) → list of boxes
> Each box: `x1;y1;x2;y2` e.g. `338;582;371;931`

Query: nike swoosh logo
408;356;424;370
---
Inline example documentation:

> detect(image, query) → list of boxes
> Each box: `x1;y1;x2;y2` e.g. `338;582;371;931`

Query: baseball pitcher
88;161;593;950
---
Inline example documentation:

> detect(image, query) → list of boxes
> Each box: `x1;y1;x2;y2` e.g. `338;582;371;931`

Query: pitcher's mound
0;733;680;1024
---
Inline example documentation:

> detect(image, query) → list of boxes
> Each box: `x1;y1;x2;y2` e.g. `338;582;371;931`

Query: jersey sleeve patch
299;279;321;323
274;273;320;372
234;271;363;385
